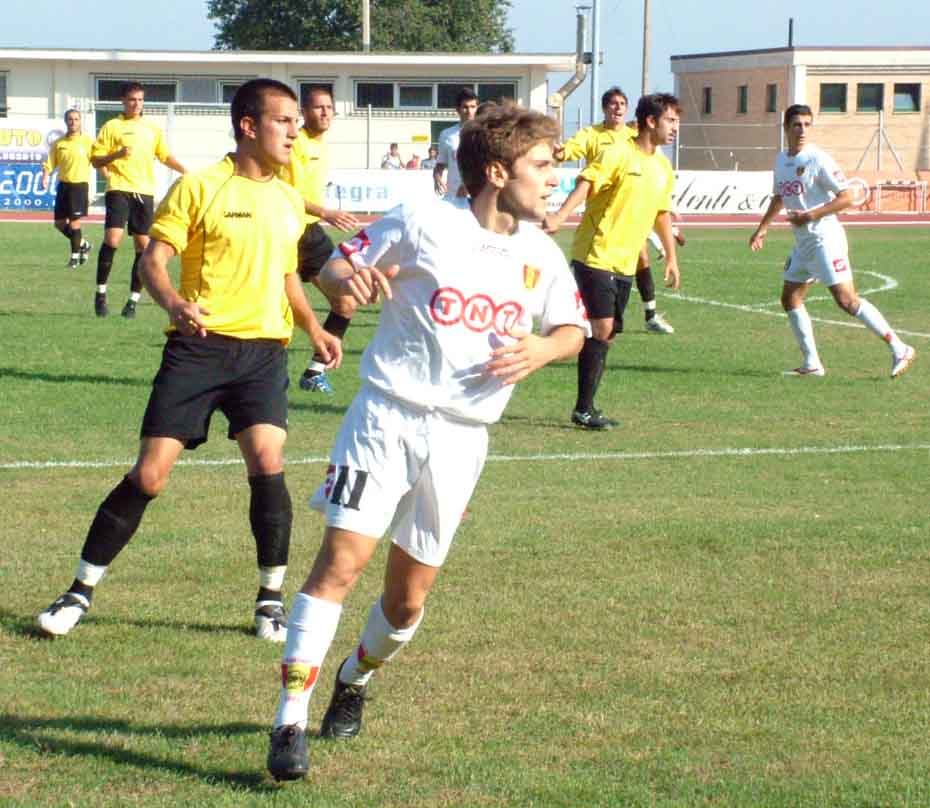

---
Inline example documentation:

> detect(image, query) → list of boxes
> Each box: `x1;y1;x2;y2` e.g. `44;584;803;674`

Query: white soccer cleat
645;314;675;334
37;592;90;636
255;601;288;642
783;365;826;377
891;345;915;379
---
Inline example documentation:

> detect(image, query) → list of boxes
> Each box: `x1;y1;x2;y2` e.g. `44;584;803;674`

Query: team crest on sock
281;661;319;693
356;644;384;674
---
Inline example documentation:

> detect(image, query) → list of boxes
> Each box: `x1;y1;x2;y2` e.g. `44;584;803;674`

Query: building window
356;81;393;109
299;81;335;106
893;83;921;113
857;83;884;112
819;83;847;113
96;78;178;102
702;86;712;115
737;85;748;114
221;82;243;104
766;83;777;114
0;74;7;117
477;82;515;104
398;84;433;109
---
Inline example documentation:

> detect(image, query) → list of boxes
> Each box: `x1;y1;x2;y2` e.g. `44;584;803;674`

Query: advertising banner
0;118;66;211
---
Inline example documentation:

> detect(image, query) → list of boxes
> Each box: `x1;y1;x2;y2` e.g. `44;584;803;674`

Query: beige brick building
670;47;930;176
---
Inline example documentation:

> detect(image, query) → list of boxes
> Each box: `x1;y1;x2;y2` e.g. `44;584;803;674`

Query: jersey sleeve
537;242;590;337
656;158;675;213
42;142;58;174
437;130;453;167
816;150;849;196
149;175;199;255
336;203;410;271
153;126;171;163
578;144;626;196
91;122;116;162
559;129;589;163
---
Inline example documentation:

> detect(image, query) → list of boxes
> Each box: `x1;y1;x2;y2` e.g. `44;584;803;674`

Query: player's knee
128;465;169;497
836;293;859;316
332;297;357;318
381;591;425;629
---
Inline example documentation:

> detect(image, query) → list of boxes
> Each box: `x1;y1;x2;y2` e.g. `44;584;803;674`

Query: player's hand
749;229;766;251
786;209;812;226
486;329;550;386
663;259;681;290
312;330;343;369
324;209;359;231
541;213;562;235
553;143;566;162
169;300;210;337
118;146;132;159
342;263;399;305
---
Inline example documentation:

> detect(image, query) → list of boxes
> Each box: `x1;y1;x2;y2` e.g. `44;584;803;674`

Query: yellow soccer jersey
42;134;94;184
571;140;675;276
560;123;633;164
149;155;305;342
92;115;171;195
280;128;329;225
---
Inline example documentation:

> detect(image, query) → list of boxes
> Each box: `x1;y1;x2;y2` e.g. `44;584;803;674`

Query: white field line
3;442;929;472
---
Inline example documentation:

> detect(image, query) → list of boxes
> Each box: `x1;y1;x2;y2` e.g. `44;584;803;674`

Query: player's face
122;91;144;118
602;94;627;128
253;93;300;167
652;108;680;145
303;92;334;135
458;99;479;122
499;141;558;222
65;112;81;134
786;114;813;153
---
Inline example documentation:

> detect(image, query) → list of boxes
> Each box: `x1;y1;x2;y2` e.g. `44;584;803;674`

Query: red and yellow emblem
523;264;541;290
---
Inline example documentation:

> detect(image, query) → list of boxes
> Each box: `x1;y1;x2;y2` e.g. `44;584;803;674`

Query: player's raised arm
542;176;591;234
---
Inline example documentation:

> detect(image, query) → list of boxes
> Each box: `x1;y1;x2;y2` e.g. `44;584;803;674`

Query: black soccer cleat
94;292;108;317
571;408;617;430
319;658;368;739
121;300;137;319
266;724;309;781
79;240;92;264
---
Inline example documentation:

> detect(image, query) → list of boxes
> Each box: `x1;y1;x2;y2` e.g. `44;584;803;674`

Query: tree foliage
207;0;514;53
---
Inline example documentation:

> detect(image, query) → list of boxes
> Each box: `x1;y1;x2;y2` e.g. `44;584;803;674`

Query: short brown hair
458;103;558;197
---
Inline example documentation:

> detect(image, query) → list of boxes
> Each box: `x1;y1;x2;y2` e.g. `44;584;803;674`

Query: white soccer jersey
437;124;464;200
773;145;848;246
338;198;588;425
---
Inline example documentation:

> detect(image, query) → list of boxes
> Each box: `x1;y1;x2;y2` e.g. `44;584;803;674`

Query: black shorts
141;333;289;450
54;181;89;220
571;260;633;333
297;222;335;282
104;190;155;235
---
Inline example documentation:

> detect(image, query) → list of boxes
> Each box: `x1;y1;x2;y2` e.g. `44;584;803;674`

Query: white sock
129;291;141;303
855;298;904;353
259;565;287;592
273;594;342;729
786;306;822;369
70;252;80;260
643;299;657;313
339;597;424;687
306;360;327;374
76;559;107;587
96;284;107;294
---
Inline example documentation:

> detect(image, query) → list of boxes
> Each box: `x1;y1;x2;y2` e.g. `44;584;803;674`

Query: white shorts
309;385;489;567
783;237;852;288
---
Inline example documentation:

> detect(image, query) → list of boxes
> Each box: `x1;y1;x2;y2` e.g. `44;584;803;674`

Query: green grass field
2;221;929;807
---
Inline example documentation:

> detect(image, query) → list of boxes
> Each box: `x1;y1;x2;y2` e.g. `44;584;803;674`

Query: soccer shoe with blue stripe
782;365;825;378
891;345;915;379
255;601;288;642
298;369;334;394
37;592;90;637
319;659;368;739
267;724;309;781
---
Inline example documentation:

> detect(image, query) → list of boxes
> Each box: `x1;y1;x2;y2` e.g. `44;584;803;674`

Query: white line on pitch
3;442;929;472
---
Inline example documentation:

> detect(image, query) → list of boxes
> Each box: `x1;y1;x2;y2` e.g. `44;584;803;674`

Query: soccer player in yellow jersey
90;81;186;319
557;87;678;335
40;109;94;268
545;93;682;429
36;79;343;644
281;86;360;395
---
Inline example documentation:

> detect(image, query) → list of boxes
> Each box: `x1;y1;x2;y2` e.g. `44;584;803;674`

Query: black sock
311;312;352;365
80;476;155;567
70;228;83;254
256;586;283;603
130;253;144;294
59;225;74;241
636;267;656;320
97;244;117;286
575;337;610;413
249;472;292;568
67;580;95;601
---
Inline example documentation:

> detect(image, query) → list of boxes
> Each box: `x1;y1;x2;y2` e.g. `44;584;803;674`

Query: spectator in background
405;154;421;170
381;143;404;170
420;145;439;170
433;87;479;199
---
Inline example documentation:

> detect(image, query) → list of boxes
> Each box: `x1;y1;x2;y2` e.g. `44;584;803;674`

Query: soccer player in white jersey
750;104;915;379
433;87;479;199
265;103;588;781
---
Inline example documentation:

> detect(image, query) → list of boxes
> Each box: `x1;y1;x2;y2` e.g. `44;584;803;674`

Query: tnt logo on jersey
832;258;849;273
778;180;803;197
323;464;369;510
429;287;523;336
